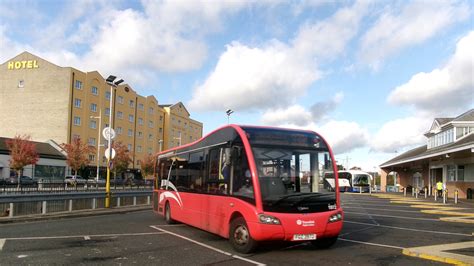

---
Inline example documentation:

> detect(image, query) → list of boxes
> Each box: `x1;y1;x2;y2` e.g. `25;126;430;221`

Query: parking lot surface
0;193;472;265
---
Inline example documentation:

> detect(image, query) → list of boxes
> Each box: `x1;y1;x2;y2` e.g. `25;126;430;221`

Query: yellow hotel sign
7;60;39;70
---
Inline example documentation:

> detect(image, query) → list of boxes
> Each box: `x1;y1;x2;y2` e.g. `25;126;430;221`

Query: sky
1;0;473;172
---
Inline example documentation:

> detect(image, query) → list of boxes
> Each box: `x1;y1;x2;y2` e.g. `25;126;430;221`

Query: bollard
404;187;407;197
424;187;427;198
369;185;372;195
415;188;418;198
454;190;458;204
434;188;438;201
42;201;47;215
9;202;14;218
443;190;447;204
412;188;415;197
359;186;362;194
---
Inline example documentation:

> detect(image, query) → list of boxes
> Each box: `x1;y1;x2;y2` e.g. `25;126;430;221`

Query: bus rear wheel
164;202;175;224
229;217;257;254
311;236;338;249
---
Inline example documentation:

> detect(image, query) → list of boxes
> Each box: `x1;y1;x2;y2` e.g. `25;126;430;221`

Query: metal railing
0;190;152;218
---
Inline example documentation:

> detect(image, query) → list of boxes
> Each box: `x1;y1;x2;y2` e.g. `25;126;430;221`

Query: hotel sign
7;60;39;70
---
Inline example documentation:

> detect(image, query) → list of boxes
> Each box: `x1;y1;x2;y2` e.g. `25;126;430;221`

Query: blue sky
1;0;473;171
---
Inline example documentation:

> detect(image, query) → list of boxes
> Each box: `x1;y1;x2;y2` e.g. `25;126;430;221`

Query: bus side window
189;152;204;192
232;147;255;202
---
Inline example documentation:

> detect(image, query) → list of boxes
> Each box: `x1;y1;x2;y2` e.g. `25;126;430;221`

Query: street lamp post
90;110;102;187
226;109;234;124
105;75;124;208
158;139;163;152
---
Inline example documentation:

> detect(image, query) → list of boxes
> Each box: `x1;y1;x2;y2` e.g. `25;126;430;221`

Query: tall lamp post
158;139;163;152
226;109;234;124
90;110;102;187
105;75;124;208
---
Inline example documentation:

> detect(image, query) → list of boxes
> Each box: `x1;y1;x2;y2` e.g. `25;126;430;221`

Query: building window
74;98;82;108
89;120;97;129
18;80;24;88
148;121;154;128
117;127;123;135
105;108;110;116
75;80;83;89
160;116;163;121
74;116;81;126
91;86;98;95
105;91;111;100
138;118;143;125
137;131;143;138
447;165;456;181
129;100;134;108
118;96;124;104
89;154;95;161
90;103;97;112
117;111;123;119
149;107;154;115
88;138;96;146
129;114;134;122
127;144;132;151
148;134;153;140
73;134;80;140
148;147;152;154
138;103;144;110
137;146;142;153
128;129;133;137
159;128;162;133
457;165;465;181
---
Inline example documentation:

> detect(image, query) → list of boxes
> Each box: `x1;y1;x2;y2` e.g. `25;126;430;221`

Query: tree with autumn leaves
140;153;155;180
5;135;39;188
111;141;132;186
61;137;95;183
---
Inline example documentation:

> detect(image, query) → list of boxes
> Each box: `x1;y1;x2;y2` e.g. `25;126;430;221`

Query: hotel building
0;52;202;178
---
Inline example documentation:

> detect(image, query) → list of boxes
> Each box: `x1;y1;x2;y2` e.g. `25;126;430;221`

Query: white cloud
359;0;470;69
316;120;369;154
189;41;319;111
371;116;430;153
261;105;313;126
190;1;368;111
388;31;474;113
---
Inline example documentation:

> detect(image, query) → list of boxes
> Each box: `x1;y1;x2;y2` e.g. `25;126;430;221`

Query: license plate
293;234;317;241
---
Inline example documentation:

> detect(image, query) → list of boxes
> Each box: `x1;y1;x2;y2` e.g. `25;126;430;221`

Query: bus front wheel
311;236;338;249
229;217;257;254
164;202;175;224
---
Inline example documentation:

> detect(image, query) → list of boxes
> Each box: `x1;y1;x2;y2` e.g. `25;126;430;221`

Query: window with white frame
74;98;82;108
74;116;81;126
138;118;143;125
89;120;97;129
90;103;97;112
118;96;124;104
137;131;143;138
149;107;154;115
148;120;153;128
105;107;110;115
105;91;111;100
88;137;96;146
447;165;456;181
89;154;95;161
148;147;152;154
18;80;24;88
127;144;132;151
91;86;98;95
117;111;123;119
129;114;134;122
148;134;153;140
117;127;123;135
457;165;465;181
137;145;142;153
138;103;144;110
128;129;133;137
75;80;83;89
129;100;134;108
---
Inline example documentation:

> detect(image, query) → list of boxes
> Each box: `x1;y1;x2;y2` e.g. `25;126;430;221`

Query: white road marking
344;220;472;236
84;236;91;240
344;211;440;221
339;238;404;250
4;232;165;241
0;239;5;251
17;254;28;258
150;225;266;266
344;206;428;214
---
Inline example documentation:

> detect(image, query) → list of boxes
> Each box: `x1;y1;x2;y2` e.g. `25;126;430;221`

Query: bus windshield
353;174;370;186
252;147;336;213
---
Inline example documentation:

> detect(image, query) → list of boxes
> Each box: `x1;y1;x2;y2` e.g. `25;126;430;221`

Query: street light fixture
104;75;124;208
226;109;234;124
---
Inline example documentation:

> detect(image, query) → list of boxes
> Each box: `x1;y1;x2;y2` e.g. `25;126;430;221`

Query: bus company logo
297;206;309;211
296;219;315;227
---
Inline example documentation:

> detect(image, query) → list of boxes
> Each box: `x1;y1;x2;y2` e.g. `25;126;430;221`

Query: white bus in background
324;170;373;193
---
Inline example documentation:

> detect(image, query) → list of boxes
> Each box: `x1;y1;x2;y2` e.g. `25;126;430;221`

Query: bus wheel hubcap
234;225;249;245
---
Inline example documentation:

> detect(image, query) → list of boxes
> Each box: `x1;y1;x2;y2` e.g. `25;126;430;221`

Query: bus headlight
328;212;342;223
258;214;281;225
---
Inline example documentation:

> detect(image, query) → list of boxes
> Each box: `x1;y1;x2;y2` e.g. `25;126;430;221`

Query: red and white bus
153;125;343;253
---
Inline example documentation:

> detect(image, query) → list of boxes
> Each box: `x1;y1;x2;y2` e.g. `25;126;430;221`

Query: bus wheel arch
229;215;258;253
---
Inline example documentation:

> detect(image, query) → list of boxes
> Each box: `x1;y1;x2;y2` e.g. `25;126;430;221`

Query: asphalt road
0;193;472;265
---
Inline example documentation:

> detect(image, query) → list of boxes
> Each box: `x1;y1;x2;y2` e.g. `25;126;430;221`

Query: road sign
105;148;116;160
102;127;116;140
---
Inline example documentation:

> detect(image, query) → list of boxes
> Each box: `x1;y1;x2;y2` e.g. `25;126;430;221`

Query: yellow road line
403;241;474;265
439;216;474;224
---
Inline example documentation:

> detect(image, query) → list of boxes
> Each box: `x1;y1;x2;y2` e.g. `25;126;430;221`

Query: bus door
202;146;232;235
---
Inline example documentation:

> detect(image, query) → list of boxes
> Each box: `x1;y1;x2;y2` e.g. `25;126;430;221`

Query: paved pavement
0;192;472;265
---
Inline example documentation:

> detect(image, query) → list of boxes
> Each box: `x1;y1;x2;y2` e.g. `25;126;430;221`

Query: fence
0;190;152;218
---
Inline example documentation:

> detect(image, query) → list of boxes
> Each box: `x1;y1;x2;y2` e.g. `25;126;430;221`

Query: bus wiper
270;193;315;206
291;194;335;206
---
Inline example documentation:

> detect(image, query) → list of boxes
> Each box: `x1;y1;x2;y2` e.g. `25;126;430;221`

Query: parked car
6;176;38;186
64;175;87;185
